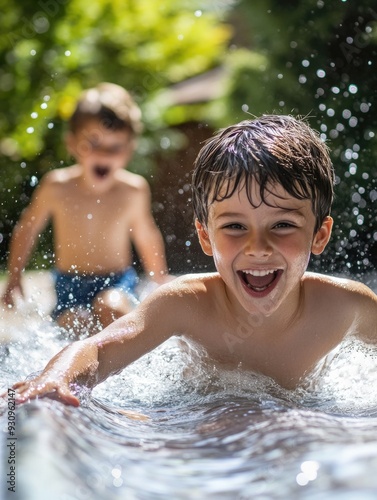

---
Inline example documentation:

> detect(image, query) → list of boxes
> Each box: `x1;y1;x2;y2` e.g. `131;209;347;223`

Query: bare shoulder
303;272;376;301
30;167;81;207
42;165;81;185
303;272;377;341
150;272;223;304
137;273;223;332
117;170;150;192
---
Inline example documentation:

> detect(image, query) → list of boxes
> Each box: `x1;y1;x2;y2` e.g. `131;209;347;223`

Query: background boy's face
66;118;134;192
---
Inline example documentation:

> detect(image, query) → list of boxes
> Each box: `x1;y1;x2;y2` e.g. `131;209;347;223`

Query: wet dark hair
69;82;143;136
192;115;335;232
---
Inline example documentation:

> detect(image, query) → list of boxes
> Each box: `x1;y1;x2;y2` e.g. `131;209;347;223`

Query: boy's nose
244;232;272;257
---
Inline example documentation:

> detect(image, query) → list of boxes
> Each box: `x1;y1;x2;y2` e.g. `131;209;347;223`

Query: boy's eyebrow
214;207;307;220
271;207;307;218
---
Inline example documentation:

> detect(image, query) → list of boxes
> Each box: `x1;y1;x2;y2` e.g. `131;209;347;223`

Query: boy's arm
2;176;53;307
129;179;170;284
11;280;194;405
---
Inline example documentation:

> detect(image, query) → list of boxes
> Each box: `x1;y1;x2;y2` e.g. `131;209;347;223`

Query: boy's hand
10;376;80;407
4;341;100;407
2;282;24;309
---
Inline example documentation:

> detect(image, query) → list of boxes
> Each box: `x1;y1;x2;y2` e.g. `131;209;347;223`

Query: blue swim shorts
51;267;139;319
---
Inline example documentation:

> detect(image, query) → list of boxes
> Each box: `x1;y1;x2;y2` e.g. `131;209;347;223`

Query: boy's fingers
13;380;80;407
42;389;81;407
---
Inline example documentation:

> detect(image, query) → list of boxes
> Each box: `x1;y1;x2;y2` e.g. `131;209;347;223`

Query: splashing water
1;276;377;499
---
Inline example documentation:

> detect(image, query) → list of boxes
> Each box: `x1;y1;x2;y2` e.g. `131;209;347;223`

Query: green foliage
0;0;232;268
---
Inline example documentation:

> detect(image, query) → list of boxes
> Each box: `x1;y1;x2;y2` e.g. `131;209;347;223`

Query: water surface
1;276;377;499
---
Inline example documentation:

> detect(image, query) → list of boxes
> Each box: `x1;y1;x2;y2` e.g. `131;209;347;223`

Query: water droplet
111;467;122;479
342;109;351;119
26;127;34;134
160;137;170;149
299;75;307;84
349;164;357;175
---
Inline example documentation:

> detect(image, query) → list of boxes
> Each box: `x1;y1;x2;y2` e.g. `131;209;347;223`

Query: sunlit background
0;0;376;281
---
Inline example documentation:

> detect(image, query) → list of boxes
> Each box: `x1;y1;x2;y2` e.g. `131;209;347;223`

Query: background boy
10;115;377;405
2;83;170;335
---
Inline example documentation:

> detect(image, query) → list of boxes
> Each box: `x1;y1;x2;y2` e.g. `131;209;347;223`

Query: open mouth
93;165;110;179
238;269;282;295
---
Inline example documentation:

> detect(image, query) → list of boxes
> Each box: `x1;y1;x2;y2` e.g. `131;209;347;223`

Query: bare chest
193;315;345;388
52;189;132;235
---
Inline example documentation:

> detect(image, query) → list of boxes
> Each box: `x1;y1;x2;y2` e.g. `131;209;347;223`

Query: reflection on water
1;292;377;499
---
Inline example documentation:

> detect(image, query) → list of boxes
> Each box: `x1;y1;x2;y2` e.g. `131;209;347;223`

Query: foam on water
1;298;377;499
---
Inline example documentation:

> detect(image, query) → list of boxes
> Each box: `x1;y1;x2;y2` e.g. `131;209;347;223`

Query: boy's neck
223;279;305;336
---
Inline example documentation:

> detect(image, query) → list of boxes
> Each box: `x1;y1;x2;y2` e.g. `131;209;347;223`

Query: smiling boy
10;115;377;405
2;83;170;334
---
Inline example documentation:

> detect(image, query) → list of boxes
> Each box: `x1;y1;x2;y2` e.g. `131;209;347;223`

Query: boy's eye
223;223;245;230
273;222;296;229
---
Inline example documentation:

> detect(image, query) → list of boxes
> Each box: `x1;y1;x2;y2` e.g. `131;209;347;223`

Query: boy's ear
311;216;333;255
195;219;213;256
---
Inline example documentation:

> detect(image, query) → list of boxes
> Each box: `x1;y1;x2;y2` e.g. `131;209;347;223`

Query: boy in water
2;83;170;334
10;115;377;405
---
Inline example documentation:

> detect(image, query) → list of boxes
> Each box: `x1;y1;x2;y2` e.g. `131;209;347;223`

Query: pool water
1;280;377;499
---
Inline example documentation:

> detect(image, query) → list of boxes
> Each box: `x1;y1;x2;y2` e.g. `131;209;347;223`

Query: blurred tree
0;0;232;269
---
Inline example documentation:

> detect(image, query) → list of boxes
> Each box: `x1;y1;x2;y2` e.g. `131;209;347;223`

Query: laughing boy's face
67;118;133;192
195;181;332;317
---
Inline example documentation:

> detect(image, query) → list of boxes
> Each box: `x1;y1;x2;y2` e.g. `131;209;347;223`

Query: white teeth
243;269;276;277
